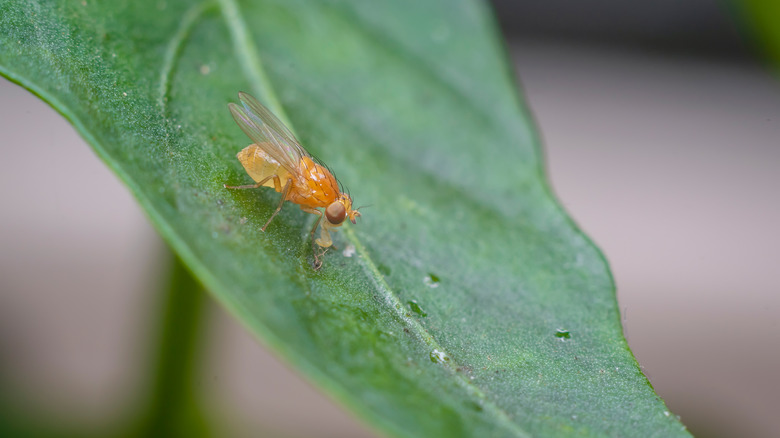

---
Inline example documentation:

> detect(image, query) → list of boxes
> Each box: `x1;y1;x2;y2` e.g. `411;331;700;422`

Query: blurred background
1;0;778;437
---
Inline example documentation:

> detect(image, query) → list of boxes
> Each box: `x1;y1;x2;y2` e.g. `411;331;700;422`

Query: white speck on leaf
342;244;356;257
423;276;439;288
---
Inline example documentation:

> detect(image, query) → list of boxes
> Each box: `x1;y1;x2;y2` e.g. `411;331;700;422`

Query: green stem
131;253;209;438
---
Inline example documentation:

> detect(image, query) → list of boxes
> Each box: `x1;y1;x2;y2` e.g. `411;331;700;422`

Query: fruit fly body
224;92;360;266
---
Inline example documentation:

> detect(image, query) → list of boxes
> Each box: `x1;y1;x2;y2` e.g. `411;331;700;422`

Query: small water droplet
342;244;355;257
555;329;571;341
664;411;670;417
423;273;440;288
122;92;127;97
408;300;427;317
429;349;449;363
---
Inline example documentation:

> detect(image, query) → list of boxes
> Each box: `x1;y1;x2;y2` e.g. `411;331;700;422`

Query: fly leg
224;174;278;190
261;178;291;231
300;207;338;249
301;206;327;270
225;175;289;231
316;221;335;249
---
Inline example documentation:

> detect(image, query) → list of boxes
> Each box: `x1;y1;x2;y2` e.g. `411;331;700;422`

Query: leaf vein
216;1;529;435
345;228;531;438
158;1;214;116
217;0;293;129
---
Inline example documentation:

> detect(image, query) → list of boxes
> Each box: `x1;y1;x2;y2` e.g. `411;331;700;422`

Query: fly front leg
300;206;340;249
261;177;291;231
300;206;326;270
316;221;336;249
300;206;325;246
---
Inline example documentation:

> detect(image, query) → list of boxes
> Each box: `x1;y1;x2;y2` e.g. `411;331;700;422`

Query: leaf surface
0;0;688;436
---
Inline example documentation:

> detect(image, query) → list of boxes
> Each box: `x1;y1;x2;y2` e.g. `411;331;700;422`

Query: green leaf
732;0;780;69
0;0;688;436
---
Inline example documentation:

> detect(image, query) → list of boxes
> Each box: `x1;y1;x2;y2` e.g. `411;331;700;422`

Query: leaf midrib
215;0;531;436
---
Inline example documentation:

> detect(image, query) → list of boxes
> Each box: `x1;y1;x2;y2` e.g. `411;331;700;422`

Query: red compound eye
325;202;346;224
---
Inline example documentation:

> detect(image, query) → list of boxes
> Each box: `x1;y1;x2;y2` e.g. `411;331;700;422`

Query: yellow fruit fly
224;92;361;267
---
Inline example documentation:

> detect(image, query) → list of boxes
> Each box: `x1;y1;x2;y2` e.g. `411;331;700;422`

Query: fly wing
237;92;309;166
228;96;304;176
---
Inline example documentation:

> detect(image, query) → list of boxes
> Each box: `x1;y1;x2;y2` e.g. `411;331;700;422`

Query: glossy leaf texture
0;0;689;436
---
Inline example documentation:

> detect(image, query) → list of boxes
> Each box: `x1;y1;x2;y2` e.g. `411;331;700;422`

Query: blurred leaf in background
733;0;780;68
0;0;689;436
